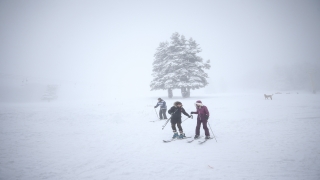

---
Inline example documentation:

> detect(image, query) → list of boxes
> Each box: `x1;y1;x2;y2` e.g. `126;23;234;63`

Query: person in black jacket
168;101;191;139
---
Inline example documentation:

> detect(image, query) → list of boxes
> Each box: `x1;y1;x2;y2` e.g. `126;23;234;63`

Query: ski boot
178;133;186;139
205;136;211;139
194;135;200;139
172;132;179;139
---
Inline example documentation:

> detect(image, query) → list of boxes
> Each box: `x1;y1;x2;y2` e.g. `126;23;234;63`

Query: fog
1;0;320;102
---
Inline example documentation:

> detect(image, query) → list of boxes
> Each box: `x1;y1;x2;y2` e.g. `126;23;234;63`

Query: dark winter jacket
191;100;210;121
155;100;167;109
168;106;190;123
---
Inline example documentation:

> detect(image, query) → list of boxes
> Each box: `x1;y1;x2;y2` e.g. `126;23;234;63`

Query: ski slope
1;93;320;180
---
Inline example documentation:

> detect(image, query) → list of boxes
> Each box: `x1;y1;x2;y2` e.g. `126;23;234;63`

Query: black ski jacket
168;106;190;123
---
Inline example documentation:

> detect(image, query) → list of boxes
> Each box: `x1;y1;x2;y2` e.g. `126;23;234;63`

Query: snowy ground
1;93;320;180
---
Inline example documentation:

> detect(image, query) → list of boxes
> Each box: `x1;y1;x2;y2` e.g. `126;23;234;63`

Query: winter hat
174;101;182;106
158;98;162;101
195;100;203;106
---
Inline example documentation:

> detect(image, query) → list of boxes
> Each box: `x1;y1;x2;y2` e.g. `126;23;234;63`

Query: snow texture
1;93;320;180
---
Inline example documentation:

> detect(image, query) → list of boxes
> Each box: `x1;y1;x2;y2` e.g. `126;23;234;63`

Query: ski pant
196;120;210;136
159;109;167;119
171;122;183;133
171;119;183;133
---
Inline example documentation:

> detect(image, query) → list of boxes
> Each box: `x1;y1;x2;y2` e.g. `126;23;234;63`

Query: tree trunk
180;87;191;98
181;87;187;98
168;89;173;98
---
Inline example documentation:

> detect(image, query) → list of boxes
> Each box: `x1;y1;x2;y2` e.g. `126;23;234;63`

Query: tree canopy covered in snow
150;32;210;98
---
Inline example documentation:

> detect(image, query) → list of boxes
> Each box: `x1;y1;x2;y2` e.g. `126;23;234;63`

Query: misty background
1;0;319;102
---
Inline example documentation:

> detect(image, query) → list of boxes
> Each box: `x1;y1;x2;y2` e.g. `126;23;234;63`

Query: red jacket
191;105;209;121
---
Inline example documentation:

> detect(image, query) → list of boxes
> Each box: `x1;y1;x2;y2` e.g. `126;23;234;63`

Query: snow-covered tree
177;37;210;97
150;32;211;98
150;41;175;98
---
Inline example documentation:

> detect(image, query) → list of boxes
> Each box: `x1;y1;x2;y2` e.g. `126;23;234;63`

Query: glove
190;112;194;114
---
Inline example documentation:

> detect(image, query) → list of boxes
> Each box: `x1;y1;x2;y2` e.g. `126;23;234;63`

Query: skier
154;98;167;120
168;101;191;139
191;100;211;139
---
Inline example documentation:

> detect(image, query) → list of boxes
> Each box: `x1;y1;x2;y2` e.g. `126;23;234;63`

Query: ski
198;137;213;144
163;136;191;143
150;119;165;122
150;118;169;122
163;139;176;143
187;139;195;143
187;136;203;143
180;136;192;139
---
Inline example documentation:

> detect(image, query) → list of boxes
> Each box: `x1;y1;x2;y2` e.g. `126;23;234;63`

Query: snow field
0;93;320;180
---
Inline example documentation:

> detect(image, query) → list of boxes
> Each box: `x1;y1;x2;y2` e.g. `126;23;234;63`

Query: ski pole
154;108;159;120
207;121;217;142
181;117;189;123
182;115;192;123
162;117;171;130
162;109;178;130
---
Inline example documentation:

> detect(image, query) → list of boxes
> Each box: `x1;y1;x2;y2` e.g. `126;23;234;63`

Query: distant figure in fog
264;94;273;100
154;98;167;120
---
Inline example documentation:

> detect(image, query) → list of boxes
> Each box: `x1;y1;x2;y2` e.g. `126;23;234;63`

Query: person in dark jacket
154;98;167;119
168;101;191;139
191;100;210;139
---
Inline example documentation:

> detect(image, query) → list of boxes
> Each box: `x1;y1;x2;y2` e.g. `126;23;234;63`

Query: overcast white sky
1;0;319;98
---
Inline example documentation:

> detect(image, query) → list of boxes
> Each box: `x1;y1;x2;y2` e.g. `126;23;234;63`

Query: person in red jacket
191;100;210;139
